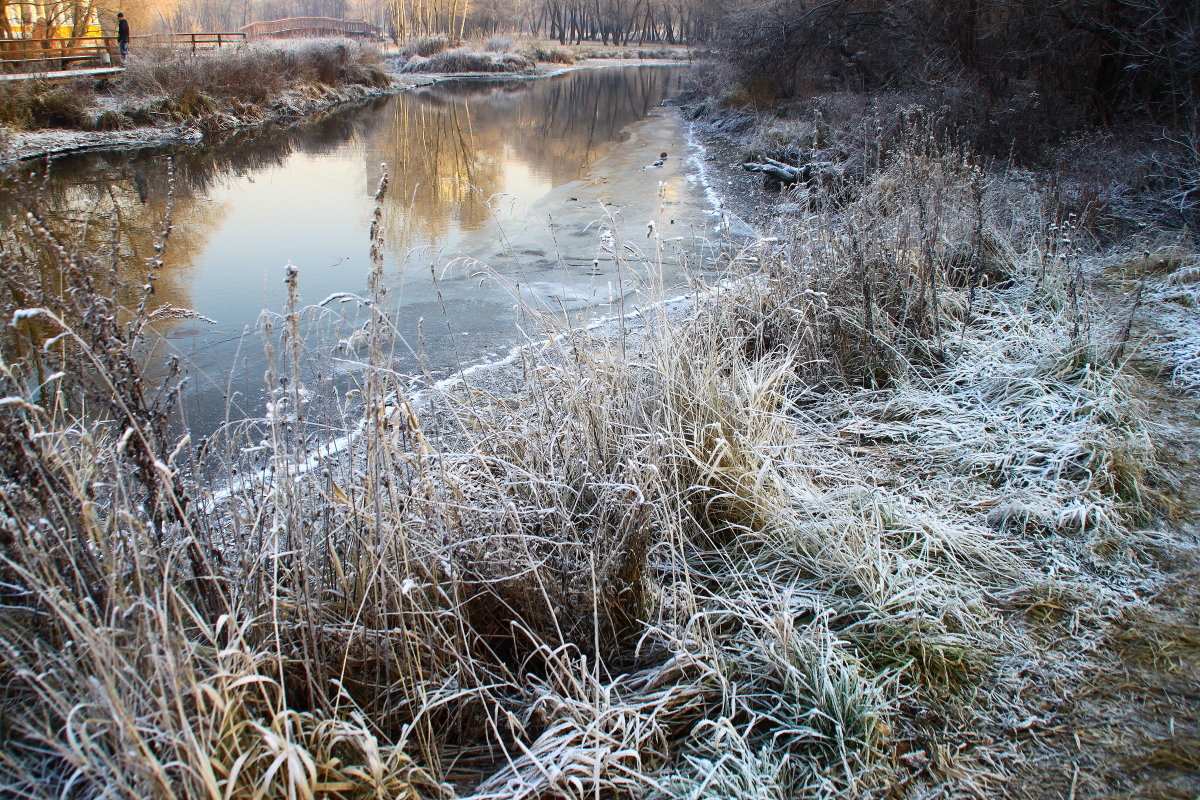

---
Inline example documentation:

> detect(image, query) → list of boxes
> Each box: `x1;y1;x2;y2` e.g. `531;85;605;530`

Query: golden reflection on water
0;155;225;324
2;67;680;326
0;66;690;435
369;68;682;256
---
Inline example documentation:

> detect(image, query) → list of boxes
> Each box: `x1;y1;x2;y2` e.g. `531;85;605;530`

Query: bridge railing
239;17;382;41
133;32;247;53
0;36;120;73
0;31;247;75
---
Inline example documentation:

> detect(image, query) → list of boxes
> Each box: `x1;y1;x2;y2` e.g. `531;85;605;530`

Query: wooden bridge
238;17;382;41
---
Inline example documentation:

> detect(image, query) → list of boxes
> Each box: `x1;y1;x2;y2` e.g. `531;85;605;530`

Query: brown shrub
401;34;449;58
400;48;536;74
524;43;575;64
0;81;96;131
89;109;129;131
117;40;389;114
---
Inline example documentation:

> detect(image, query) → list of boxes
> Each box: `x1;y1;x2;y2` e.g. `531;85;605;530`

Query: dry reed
0;111;1174;799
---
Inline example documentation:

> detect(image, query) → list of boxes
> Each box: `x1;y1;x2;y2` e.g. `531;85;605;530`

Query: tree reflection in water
0;97;395;333
0;66;691;438
371;67;681;253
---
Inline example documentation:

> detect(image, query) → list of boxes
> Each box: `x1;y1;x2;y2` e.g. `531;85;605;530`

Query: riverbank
0;44;688;165
0;78;423;163
181;91;1197;797
663;89;1200;797
312;84;1200;798
3;52;1197;800
0;39;394;163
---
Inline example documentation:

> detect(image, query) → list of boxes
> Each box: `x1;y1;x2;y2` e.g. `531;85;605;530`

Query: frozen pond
3;66;719;436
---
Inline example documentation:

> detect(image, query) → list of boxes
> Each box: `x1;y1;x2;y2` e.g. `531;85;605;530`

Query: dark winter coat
117;18;129;43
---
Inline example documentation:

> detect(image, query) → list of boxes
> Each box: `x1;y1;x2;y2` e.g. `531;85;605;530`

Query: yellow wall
5;14;105;38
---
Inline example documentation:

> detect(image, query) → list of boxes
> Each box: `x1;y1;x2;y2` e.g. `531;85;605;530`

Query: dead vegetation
0;94;1197;800
399;46;536;74
0;40;389;133
0;80;100;130
122;38;390;99
396;36;684;73
520;42;575;64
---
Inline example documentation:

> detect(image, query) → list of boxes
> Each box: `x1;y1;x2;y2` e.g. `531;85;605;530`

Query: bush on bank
0;39;389;133
399;47;536;74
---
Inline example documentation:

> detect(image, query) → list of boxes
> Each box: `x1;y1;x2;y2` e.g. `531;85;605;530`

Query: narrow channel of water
3;66;721;438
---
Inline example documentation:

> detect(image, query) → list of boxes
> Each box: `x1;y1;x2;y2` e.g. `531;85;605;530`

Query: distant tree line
524;0;719;45
712;0;1198;125
1;0;719;45
70;0;723;43
16;0;1192;125
382;0;721;43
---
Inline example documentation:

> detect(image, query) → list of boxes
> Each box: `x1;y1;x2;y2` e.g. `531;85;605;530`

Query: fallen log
741;156;802;184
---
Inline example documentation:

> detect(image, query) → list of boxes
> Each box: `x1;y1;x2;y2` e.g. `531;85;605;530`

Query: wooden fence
0;31;247;80
238;17;382;41
0;35;119;73
132;32;247;53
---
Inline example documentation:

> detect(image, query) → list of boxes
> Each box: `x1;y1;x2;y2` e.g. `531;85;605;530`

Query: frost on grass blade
146;303;217;325
10;308;47;326
318;292;362;307
0;397;43;413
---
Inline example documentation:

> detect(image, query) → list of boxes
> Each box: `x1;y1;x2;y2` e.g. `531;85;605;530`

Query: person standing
117;13;129;61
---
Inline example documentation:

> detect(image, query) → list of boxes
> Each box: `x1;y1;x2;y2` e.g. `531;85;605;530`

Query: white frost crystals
10;307;47;326
1135;248;1200;393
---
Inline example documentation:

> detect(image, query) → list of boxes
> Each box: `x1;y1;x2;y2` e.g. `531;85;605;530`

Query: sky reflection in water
7;66;716;437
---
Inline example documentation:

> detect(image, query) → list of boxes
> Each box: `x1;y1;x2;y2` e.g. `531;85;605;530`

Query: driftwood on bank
741;155;804;183
742;157;844;185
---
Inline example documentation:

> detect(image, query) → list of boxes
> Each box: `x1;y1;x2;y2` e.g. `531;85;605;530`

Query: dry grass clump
0;80;106;130
118;39;389;116
0;120;1166;798
399;48;536;74
484;35;515;53
522;43;575;64
402;34;450;58
1133;244;1200;392
574;46;686;60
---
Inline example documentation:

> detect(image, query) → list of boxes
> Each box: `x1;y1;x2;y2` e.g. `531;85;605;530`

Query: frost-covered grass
1127;247;1200;392
399;47;536;74
0;119;1171;798
0;40;390;133
116;39;390;122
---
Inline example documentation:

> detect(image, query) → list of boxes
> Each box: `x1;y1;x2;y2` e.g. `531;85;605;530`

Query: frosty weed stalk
0;125;1165;799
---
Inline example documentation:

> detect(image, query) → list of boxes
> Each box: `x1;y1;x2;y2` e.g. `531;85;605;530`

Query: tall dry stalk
0;120;1166;800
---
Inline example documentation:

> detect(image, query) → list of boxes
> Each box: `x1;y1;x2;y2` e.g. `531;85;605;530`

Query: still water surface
9;66;717;436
